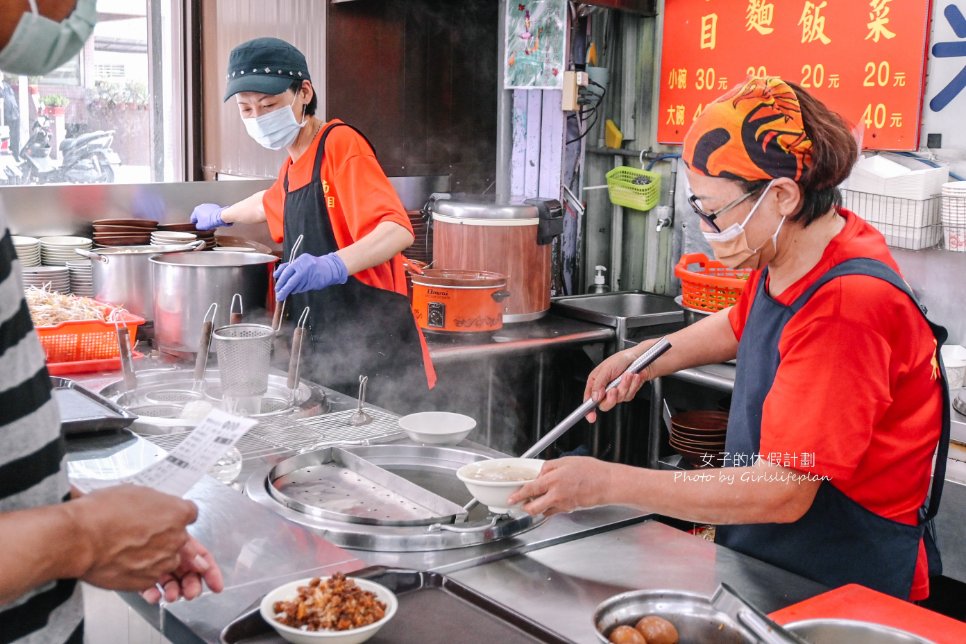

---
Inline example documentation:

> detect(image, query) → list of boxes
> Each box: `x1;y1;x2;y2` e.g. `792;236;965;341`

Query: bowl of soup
456;457;543;514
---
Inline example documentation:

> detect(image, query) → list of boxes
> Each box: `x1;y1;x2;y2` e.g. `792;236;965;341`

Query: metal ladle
460;337;673;516
348;375;372;426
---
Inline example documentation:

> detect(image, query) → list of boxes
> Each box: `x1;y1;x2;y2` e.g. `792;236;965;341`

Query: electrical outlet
576;71;589;87
562;71;578;112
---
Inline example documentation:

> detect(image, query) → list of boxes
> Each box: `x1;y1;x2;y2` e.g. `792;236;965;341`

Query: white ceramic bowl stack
941;181;966;252
66;259;94;298
11;236;41;267
150;230;197;246
22;266;70;293
40;236;93;266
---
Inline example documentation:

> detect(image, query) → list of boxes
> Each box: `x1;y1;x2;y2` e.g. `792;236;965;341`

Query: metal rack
841;189;942;250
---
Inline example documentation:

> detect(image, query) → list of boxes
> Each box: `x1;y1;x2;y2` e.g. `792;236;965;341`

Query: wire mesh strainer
213;323;274;397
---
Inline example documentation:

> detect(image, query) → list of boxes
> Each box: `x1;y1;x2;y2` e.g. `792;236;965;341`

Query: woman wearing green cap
192;37;435;409
508;77;949;601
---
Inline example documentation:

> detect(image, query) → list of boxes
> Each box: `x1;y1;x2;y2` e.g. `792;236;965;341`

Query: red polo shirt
728;208;943;600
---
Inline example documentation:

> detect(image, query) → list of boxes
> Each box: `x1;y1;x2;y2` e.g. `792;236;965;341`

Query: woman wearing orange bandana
509;77;949;600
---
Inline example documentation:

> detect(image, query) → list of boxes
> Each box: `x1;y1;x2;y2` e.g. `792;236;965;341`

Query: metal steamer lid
247;444;544;551
410;269;507;288
432;199;540;223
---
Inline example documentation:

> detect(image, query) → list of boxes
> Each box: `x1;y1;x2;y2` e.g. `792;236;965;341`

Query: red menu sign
658;0;932;150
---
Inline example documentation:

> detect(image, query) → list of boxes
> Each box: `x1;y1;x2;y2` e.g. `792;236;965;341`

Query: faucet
654;205;673;233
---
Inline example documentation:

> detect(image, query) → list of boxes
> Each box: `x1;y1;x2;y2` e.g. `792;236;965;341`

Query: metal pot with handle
151;251;278;356
75;240;204;322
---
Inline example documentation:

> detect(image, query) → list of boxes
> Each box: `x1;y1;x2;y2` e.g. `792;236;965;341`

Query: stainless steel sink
552;291;683;332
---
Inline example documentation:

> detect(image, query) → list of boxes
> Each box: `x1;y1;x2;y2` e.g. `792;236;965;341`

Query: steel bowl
784;618;934;644
593;589;753;643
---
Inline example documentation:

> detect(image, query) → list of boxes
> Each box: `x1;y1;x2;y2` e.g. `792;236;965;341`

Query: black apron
281;123;430;411
716;257;950;598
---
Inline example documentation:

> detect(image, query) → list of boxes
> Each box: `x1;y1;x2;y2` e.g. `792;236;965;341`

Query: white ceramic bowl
398;411;476;445
456;457;544;514
260;576;398;644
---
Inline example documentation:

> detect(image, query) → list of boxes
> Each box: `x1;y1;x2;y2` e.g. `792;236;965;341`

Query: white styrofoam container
844;155;949;201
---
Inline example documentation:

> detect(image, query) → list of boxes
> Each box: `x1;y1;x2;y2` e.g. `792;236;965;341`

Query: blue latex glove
190;203;230;231
274;252;349;301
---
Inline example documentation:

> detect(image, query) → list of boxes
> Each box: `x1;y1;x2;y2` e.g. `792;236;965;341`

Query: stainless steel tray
51;377;137;434
219;567;570;644
268;447;467;526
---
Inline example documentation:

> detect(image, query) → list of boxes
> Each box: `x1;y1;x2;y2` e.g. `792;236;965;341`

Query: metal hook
229;293;243;325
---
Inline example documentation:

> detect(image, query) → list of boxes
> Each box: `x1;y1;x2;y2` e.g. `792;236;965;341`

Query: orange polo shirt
262;120;436;388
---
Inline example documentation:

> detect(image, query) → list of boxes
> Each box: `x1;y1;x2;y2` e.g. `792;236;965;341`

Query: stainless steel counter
425;314;615;365
450;520;825;643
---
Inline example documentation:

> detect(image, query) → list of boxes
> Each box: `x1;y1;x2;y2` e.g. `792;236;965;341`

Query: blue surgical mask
0;0;97;76
242;96;305;150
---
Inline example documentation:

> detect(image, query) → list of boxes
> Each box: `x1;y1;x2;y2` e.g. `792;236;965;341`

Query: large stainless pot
151;251;277;355
76;241;203;322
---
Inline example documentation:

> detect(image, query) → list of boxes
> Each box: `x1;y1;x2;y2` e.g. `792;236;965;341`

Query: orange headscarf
682;77;813;182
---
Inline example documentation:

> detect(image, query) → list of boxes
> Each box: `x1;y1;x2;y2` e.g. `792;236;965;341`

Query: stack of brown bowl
92;218;157;247
402;209;432;266
668;410;729;468
157;222;216;249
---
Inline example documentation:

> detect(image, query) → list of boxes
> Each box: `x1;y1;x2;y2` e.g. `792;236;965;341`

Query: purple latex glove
190;203;230;230
274;252;349;301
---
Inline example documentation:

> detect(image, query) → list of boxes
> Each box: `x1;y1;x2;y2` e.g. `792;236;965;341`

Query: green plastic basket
606;166;661;211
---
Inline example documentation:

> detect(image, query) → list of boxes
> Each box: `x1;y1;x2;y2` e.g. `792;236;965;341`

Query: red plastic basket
674;253;752;312
35;308;144;369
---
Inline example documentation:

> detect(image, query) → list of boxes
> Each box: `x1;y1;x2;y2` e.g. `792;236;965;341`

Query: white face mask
242;96;305;150
0;0;97;76
701;180;783;269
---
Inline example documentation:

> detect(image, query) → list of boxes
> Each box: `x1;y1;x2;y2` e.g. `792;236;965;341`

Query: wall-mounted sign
658;0;932;150
923;3;966;148
504;0;567;90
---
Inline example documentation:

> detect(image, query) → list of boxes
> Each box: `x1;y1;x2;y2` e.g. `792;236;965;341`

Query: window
0;0;186;185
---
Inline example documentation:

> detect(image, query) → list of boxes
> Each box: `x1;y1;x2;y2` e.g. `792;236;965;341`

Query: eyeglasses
687;191;756;233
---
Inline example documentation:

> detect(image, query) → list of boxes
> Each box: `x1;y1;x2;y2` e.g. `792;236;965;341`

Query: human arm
507;456;820;524
220;190;267;226
335;220;413;275
190;190;268;230
0;485;205;605
274;220;413;300
583;308;738;422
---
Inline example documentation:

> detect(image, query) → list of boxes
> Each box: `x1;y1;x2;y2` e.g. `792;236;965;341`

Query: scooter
18;114;121;184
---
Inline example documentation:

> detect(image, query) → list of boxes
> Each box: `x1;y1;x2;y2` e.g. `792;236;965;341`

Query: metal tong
271;233;304;333
193;303;217;391
710;583;809;644
287;308;310;403
461;337;672;515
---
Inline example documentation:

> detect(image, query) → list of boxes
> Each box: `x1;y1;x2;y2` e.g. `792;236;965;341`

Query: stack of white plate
150;231;196;246
941;181;966;252
40;236;93;266
66;259;94;298
22;266;70;293
11;236;41;267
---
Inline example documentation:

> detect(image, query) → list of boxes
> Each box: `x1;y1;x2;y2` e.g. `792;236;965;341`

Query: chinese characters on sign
659;0;932;149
